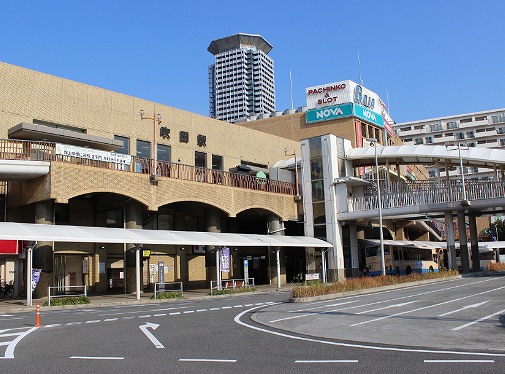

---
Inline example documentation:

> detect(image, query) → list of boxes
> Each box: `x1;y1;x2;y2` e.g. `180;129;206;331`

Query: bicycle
0;281;14;298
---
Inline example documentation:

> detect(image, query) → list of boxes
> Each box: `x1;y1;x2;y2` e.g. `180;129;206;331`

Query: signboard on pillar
243;260;249;285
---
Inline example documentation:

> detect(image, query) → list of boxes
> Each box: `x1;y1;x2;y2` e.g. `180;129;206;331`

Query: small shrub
151;292;183;300
211;286;257;296
292;270;459;299
489;262;505;271
44;296;90;306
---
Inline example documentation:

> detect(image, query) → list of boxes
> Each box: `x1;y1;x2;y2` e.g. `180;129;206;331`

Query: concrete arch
233;205;286;220
156;197;233;217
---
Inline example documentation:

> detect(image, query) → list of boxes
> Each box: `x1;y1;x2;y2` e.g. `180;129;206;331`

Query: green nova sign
306;103;353;124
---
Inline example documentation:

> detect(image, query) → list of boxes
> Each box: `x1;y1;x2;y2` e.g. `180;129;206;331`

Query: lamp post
140;109;162;181
284;148;299;196
446;142;470;207
367;138;386;276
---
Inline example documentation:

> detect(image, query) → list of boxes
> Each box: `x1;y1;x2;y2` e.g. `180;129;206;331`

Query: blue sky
1;1;503;123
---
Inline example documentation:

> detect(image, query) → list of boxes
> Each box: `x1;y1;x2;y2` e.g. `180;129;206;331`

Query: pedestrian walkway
0;284;295;314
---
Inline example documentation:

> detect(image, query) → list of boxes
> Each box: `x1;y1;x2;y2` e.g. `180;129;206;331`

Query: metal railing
153;282;183;299
47;285;87;306
350;179;505;211
210;278;255;295
0;139;295;195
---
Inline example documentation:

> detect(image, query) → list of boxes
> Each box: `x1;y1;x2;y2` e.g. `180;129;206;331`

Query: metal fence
350;179;505;211
210;278;255;295
153;282;183;299
47;285;87;306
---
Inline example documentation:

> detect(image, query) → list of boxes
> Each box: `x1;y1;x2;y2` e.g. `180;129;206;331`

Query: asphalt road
1;276;504;374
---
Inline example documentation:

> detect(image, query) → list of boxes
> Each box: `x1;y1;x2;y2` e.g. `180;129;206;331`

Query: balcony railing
350;179;505;211
0;139;296;195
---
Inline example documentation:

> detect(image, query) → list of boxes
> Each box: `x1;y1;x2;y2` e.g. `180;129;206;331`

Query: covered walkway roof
346;145;505;168
0;222;331;248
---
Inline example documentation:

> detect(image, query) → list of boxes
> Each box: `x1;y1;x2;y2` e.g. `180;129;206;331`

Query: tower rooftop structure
208;33;273;55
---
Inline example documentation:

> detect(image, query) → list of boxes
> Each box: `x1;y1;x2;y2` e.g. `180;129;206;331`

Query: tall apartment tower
208;33;276;123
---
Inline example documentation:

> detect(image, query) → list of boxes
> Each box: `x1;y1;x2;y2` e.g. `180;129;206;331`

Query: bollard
35;303;41;327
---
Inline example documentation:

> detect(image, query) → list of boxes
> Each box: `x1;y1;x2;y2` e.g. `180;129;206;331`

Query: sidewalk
0;284;295;314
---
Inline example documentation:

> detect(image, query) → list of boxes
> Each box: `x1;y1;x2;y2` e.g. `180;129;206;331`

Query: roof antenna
290;70;294;110
357;45;363;86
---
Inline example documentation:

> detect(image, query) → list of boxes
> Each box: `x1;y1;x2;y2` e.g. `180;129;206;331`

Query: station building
0;61;444;297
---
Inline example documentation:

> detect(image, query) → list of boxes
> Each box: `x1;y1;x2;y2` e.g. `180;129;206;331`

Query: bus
359;239;441;276
455;241;503;271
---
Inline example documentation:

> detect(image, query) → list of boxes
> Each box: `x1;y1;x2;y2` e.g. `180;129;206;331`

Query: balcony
0;139;296;195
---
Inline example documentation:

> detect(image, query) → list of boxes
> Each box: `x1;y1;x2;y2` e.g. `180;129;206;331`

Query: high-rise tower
208;33;275;123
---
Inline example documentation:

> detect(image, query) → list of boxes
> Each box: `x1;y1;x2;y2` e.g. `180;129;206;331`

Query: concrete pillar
267;215;285;287
468;214;480;272
33;200;54;298
457;211;470;273
94;245;107;293
444;211;457;270
205;207;222;286
125;200;143;294
349;222;360;277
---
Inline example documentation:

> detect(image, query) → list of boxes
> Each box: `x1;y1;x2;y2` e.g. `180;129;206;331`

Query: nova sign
306;103;353;124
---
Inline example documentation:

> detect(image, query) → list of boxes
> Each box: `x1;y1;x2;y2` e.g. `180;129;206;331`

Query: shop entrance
285;247;306;283
54;255;84;290
240;255;268;285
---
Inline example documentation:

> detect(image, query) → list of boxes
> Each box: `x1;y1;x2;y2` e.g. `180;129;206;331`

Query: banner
32;269;42;291
55;143;132;165
220;247;230;272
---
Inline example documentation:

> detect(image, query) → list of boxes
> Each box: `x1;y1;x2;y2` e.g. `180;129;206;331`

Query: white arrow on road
437;301;489;317
139;322;164;349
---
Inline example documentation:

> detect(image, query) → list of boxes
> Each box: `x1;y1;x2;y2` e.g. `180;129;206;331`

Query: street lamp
140;109;162;182
446;142;470;207
284;148;300;197
367;138;386;276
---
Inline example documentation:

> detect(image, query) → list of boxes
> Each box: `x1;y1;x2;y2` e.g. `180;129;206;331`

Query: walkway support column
33;200;54;299
268;215;285;288
205;207;222;287
469;214;480;272
444;211;457;270
125;200;143;295
457;211;470;273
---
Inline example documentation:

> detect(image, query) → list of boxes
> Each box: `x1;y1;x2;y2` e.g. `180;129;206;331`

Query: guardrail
47;285;87;306
349;179;505;211
153;282;183;299
210;278;255;295
0;139;295;195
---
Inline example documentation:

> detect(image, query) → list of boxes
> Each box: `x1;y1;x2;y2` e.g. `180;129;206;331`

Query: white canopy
0;222;331;248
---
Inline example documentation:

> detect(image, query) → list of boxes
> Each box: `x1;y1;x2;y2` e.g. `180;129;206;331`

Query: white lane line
196;309;207;312
169;312;181;315
0;327;32;333
221;306;232;309
244;304;253;307
350;284;505;327
3;327;38;359
139;315;152;318
179;359;237;363
70;356;124;360
355;300;419;315
85;320;101;324
451;308;505;331
209;308;220;311
104;318;119;322
235;306;505;357
0;332;25;338
66;322;82;325
424;360;494;363
295;360;358;363
438;301;490;317
123;316;135;320
233;305;243;308
153;314;166;317
43;324;62;328
0;314;14;317
183;311;195;314
99;306;188;316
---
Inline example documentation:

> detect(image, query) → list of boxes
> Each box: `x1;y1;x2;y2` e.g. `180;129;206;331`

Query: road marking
153;314;166;317
169;312;181;315
355;300;419;314
123;316;135;320
350;284;505;327
221;306;232;309
183;311;194;314
70;356;124;360
66;322;82;325
43;324;62;328
139;315;152;318
0;314;14;317
452;308;505;331
196;309;207;312
179;359;237;363
235;306;505;357
139;322;164;349
424;360;494;363
438;301;490;317
104;318;118;322
2;327;38;359
99;306;188;316
233;305;243;308
210;308;220;311
295;360;358;363
85;320;101;324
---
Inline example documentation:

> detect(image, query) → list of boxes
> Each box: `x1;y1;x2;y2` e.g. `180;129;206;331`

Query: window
500;139;505;146
429;124;442;132
466;131;475;138
414;125;424;130
414;138;423;145
447;121;458;130
114;135;130;155
400;126;412;132
212;154;223;170
426;137;433;144
475;116;487;121
157;144;171;162
195;151;206;168
136;140;151;158
455;133;465;140
429;170;436;178
460;118;472;123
